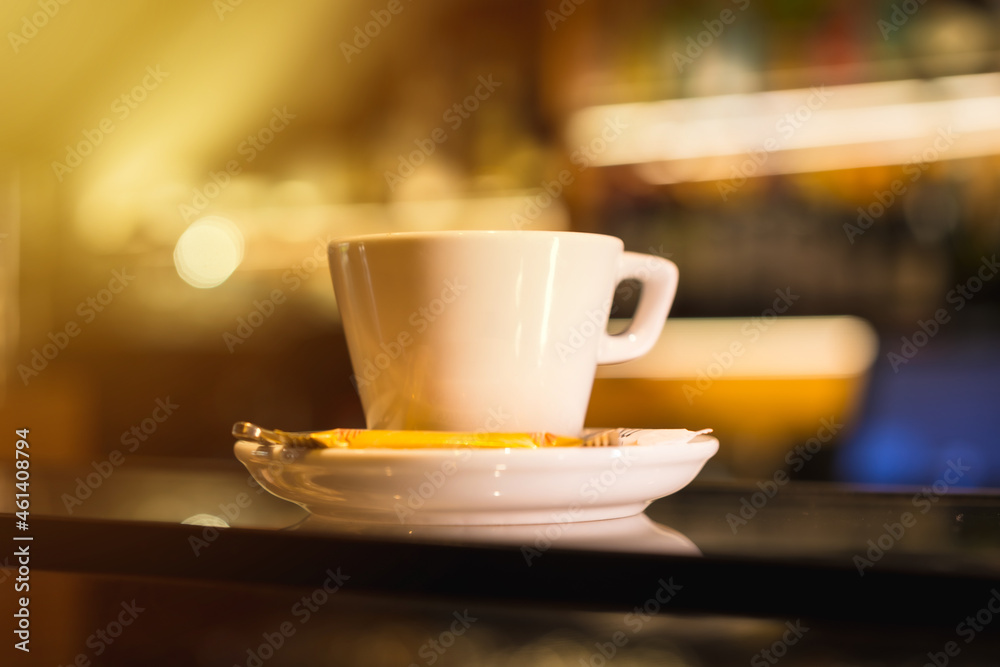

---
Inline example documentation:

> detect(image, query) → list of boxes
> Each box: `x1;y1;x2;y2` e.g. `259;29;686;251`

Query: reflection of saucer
291;512;702;557
234;431;718;526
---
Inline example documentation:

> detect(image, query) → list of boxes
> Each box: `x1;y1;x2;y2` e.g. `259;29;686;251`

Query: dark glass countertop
6;458;1000;666
10;459;1000;614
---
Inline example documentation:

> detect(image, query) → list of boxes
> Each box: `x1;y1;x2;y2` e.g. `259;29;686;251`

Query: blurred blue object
836;337;999;488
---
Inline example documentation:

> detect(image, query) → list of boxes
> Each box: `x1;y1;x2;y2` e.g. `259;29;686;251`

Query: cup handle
597;252;679;365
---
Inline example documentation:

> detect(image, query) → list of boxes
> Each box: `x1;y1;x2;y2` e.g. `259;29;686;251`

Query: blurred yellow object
589;376;863;475
587;316;878;476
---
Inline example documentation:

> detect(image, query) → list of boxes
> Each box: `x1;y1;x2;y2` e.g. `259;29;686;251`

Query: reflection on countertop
287;512;701;558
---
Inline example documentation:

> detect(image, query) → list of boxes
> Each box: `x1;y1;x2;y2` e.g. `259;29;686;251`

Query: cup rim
329;229;624;248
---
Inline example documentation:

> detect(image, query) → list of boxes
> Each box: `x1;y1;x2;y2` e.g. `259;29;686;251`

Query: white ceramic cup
328;231;678;435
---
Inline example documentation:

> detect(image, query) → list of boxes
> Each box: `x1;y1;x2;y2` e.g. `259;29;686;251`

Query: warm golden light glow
568;73;1000;183
173;216;244;289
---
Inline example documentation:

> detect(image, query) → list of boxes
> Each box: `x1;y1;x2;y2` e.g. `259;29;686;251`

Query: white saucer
234;430;718;526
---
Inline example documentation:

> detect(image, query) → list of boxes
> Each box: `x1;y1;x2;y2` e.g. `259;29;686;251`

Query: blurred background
2;0;1000;487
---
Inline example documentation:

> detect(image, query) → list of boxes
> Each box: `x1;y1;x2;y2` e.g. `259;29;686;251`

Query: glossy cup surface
329;230;677;434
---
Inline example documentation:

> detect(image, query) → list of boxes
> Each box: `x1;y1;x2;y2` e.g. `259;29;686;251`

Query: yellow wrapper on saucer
304;429;582;449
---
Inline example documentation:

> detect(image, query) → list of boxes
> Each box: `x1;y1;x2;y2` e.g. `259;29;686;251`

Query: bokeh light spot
173;216;244;288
